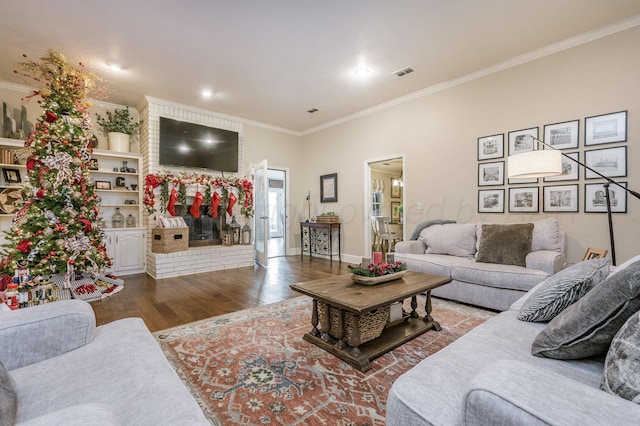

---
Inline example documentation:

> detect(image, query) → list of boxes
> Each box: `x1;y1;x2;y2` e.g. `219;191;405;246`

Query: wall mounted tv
159;117;239;172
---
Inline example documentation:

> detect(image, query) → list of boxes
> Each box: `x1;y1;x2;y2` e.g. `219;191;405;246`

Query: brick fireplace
140;97;254;279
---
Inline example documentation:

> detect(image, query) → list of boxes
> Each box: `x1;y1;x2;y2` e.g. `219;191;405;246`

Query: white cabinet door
104;229;145;275
114;230;145;274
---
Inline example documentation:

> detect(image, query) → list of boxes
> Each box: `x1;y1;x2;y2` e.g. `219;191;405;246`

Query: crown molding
302;14;640;136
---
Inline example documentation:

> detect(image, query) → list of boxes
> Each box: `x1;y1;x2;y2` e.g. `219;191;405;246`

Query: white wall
300;26;640;264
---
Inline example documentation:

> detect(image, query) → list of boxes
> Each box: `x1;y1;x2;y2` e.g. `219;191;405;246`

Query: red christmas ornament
167;188;178;216
226;192;237;217
79;219;92;232
17;240;31;253
26;157;36;171
36;189;47;198
45;111;58;123
190;191;204;219
210;192;221;218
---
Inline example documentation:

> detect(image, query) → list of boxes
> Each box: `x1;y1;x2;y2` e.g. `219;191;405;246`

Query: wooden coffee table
290;271;451;372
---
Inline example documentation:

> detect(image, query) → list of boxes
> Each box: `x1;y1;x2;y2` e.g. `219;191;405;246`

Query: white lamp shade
507;150;563;179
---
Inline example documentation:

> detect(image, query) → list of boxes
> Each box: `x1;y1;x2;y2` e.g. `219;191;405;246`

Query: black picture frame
477;134;504;160
584;182;627;213
508;127;539;156
585;110;627;146
508;187;539;213
320;173;337;203
544;152;579;182
478;189;504;213
478;161;504;186
2;168;21;184
584;146;627;179
543;119;579;150
543;184;579;213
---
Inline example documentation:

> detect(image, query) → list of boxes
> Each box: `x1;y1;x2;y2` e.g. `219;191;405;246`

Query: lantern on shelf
242;222;252;245
229;216;241;245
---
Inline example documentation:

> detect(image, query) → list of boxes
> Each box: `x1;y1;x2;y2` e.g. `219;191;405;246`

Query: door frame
364;154;405;257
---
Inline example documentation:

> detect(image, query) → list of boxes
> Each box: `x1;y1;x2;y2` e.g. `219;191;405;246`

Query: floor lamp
508;135;640;265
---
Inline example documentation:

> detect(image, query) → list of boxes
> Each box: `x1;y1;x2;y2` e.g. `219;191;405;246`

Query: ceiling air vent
307;108;319;113
393;67;414;77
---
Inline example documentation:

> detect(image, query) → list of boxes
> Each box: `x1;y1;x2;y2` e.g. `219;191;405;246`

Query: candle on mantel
372;252;383;265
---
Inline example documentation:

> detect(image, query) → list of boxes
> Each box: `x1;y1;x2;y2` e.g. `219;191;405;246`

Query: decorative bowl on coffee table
351;270;406;286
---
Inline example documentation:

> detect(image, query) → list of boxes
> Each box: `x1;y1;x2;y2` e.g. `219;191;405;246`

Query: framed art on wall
477;134;504;160
543;184;578;212
390;178;402;198
544;152;579;182
390;201;401;223
584;182;627;213
509;187;539;213
509;177;538;185
320;173;338;202
478;189;504;213
585;110;627;146
543;119;579;150
478;161;504;186
584;146;627;179
508;127;539;156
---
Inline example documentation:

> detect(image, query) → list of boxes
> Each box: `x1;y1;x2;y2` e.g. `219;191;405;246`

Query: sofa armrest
0;300;96;371
394;240;426;255
463;360;640;426
526;250;566;275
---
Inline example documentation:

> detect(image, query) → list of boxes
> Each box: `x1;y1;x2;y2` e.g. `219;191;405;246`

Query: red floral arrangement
348;261;407;277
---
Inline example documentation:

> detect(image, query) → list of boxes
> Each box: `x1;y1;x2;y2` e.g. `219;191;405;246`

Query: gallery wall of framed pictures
476;110;628;214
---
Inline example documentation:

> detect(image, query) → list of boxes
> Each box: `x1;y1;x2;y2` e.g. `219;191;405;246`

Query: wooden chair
374;217;401;254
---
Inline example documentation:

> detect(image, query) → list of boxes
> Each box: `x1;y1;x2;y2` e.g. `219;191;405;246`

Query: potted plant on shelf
95;107;143;153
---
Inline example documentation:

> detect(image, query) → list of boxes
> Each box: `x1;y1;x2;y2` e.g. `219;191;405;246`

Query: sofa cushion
394;253;474;278
421;223;476;257
517;259;611;322
476;223;534;267
532;260;640;359
601;311;640;403
531;218;562;252
0;360;17;426
452;261;548;292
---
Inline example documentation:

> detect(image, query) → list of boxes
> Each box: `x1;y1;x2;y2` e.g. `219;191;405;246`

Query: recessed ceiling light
105;62;123;72
354;68;370;77
201;89;213;98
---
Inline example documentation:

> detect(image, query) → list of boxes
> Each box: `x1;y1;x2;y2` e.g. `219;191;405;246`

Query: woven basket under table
317;301;389;346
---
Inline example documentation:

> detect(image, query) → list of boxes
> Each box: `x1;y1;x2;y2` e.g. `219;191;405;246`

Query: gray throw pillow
532;259;640;359
601;311;640;403
476;223;533;267
518;258;611;322
0;360;17;426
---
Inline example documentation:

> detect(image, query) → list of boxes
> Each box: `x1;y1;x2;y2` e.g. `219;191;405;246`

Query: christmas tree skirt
50;274;124;303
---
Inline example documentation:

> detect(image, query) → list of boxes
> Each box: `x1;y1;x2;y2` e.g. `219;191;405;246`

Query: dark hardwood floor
92;256;350;332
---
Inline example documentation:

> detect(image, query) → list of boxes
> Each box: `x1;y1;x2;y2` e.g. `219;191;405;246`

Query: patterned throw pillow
601;311;640;403
476;223;533;267
532;259;640;359
518;258;610;322
0;360;17;425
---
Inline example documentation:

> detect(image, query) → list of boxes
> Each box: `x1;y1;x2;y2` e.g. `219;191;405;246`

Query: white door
252;159;269;266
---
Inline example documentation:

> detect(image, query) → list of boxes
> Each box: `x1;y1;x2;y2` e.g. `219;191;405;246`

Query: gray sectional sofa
0;300;209;425
394;219;566;311
387;257;640;425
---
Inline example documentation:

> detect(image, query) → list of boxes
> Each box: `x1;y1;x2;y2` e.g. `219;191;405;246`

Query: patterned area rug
155;295;495;425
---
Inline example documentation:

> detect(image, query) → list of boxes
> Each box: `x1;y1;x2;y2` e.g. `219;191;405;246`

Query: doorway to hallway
267;168;287;258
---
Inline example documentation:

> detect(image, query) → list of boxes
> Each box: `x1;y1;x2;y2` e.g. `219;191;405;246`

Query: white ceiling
1;1;639;134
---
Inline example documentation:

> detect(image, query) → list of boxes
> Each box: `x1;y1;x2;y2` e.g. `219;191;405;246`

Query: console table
300;222;341;263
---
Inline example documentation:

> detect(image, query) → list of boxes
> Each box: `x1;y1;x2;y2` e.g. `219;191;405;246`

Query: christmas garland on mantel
144;171;254;218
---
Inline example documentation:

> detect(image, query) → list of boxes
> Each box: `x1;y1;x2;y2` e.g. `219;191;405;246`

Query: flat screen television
159;117;239;172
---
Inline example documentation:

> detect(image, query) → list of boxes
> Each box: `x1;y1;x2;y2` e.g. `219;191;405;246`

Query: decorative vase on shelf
111;208;124;228
107;132;130;153
125;214;136;228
